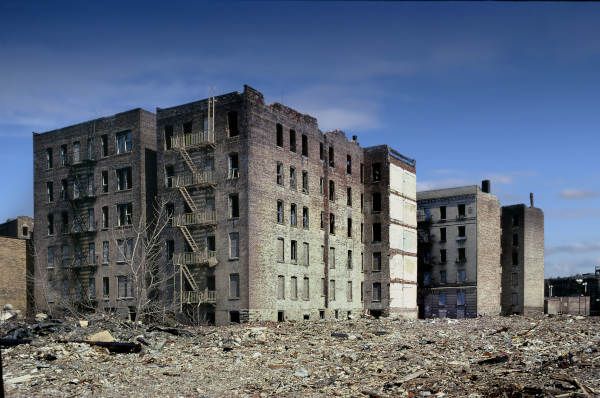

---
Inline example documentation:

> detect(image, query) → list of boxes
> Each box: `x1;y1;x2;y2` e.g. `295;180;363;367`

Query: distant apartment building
417;181;502;318
33;109;156;318
31;85;417;324
545;266;600;316
156;85;417;324
500;195;544;315
0;216;34;314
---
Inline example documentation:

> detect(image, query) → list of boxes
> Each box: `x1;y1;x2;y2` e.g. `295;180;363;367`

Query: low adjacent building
545;267;600;316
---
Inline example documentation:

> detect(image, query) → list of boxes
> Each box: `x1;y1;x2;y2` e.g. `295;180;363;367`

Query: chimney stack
530;192;534;208
352;135;358;142
481;180;491;193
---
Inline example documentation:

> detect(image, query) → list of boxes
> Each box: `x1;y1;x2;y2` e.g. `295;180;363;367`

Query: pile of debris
2;314;599;397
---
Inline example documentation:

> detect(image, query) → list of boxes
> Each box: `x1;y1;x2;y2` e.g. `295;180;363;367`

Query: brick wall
476;192;502;315
0;237;28;312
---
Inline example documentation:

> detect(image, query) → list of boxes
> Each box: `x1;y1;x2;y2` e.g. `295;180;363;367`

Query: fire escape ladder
178;186;198;212
178;225;199;252
180;263;199;291
177;146;199;176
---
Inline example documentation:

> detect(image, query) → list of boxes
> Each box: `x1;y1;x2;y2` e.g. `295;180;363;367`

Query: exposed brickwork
0;237;28;312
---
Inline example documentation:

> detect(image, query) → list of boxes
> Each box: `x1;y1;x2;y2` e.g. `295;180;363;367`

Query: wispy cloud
545;257;600;278
545;207;600;220
546;242;600;256
559;189;600;200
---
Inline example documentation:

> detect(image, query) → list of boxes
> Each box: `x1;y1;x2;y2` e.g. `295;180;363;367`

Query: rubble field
1;315;599;397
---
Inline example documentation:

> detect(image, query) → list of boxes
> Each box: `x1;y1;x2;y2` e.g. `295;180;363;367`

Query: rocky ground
1;314;599;397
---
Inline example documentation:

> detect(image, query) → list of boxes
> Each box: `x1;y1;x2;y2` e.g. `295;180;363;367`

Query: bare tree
112;197;175;323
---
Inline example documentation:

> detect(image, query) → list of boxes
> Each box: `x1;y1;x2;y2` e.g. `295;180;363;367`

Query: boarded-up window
329;280;336;301
229;273;240;298
372;283;381;302
291;277;298;300
329;247;335;268
303;277;309;300
302;242;309;266
277;238;284;262
277;275;285;299
347;281;353;302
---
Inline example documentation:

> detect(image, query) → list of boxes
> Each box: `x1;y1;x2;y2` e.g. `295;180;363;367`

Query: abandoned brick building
32;85;417;324
33;109;157;318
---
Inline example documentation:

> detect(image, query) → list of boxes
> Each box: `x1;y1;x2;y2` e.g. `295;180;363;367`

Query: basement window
276;123;283;147
227;111;239;137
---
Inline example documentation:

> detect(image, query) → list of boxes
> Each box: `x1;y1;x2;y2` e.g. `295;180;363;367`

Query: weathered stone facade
156;85;417;324
417;183;502;318
501;202;544;315
33;109;156;317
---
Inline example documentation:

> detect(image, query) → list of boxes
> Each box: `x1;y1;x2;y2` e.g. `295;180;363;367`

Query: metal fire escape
169;97;218;310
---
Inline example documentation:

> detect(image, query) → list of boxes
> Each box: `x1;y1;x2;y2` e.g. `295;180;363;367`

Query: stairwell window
276;124;283;147
117;167;132;191
73;141;81;164
229;233;239;259
228;153;239;179
117;203;132;226
301;134;308;157
116;131;132;154
46;148;53;169
227;111;239;137
290;203;297;227
289;129;296;152
229;194;239;219
276;162;284;185
277;200;284;224
229;273;240;298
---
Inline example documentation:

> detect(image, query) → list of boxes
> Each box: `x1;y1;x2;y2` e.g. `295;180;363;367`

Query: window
440;206;447;220
372;192;382;212
319;177;324;195
347;218;352;237
88;208;95;231
229;274;240;298
458;225;466;238
116;131;132;154
118;276;133;299
101;135;108;157
289;129;296;152
458;204;466;218
302;207;309;229
102;170;108;193
290;203;297;227
227;111;239;137
88;278;96;299
328;180;335;201
511;272;518;287
60;145;67;166
61;212;68;234
321;245;325;263
512;251;519;266
102;206;109;228
329;279;336;300
303;277;309;300
361;252;364;271
60;179;68;200
458;248;466;263
46;148;53;169
329;213;335;234
440;227;447;242
360;282;364;302
291;240;297;263
116;167;132;190
229;194;239;218
117;203;132;226
321;278;326;296
116;238;134;263
347;250;353;269
87;138;94;161
165;165;174;188
61;244;70;267
302;242;309;266
289;167;296;190
346;187;352;206
346;155;352;174
440;270;447;284
512;292;518;306
73;141;80;163
46;182;54;202
290;277;298;300
512;233;519;246
372;223;381;242
228;153;239;179
361;194;364;212
276;123;283;147
457;290;466;306
277;275;285;299
47;246;55;268
512;214;519;227
328;146;334;167
360;163;364;183
277;238;284;262
229;232;239;259
439;292;446;307
102;241;109;264
301;134;308;157
301;171;308;194
166;240;174;260
372;283;382;302
372;252;382;271
329;247;335;268
73;179;80;199
276;162;284;185
103;277;110;298
347;281;353;302
183;122;192;135
361;223;364;242
423;271;431;286
440;249;447;264
372;163;381;182
277;200;284;224
47;213;54;235
320;211;324;229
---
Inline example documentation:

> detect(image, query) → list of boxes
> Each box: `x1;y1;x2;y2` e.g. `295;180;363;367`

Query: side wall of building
0;237;28;312
523;207;544;314
476;192;502;315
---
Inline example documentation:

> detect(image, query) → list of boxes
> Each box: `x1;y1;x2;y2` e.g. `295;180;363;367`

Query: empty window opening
329;213;335;234
277;200;284;224
347;187;352;206
101;135;108;157
372;223;382;242
303;314;310;320
512;251;519;266
302;171;308;194
46;148;53;169
276;162;284;185
372;192;382;212
302;207;309;229
229;273;240;298
230;311;241;323
372;252;382;271
227;111;239;137
276;123;283;147
440;227;446;242
440;206;447;220
372;163;381;182
164;125;173;149
347;218;352;237
183;122;192;135
458;248;466;263
329;180;335;201
228;153;239;179
229;194;240;218
291;240;297;263
334;309;339;319
328;146;335;167
512;233;519;246
47;213;54;235
289;129;296;152
347;249;353;269
372;283;382;302
102;170;108;193
289;167;297;190
301;134;308;157
319;310;325;319
117;167;132;191
458;204;466;217
290;203;297;227
346;155;352;174
47;182;54;202
60;145;67;166
440;249;447;263
457;225;466;238
277;311;285;322
115;131;132;154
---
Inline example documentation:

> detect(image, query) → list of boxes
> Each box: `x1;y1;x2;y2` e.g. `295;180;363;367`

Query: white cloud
559;189;600;200
546;242;600;256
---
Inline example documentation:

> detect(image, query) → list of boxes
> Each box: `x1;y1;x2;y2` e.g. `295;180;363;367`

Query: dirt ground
2;315;599;397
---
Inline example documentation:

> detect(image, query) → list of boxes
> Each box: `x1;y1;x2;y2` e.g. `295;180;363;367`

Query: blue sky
1;1;599;277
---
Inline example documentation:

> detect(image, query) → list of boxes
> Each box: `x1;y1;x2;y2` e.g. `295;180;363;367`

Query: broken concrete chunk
87;330;115;343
